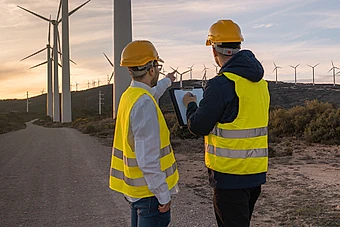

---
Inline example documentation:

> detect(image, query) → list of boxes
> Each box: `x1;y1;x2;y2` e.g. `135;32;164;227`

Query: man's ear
149;67;155;76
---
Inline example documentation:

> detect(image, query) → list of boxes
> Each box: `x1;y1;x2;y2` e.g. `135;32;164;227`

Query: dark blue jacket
186;50;267;189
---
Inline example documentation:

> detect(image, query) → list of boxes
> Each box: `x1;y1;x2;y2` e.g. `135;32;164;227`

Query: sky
1;0;340;99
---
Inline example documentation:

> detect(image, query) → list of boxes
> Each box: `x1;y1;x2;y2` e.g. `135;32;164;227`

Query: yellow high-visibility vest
109;87;179;198
205;72;270;175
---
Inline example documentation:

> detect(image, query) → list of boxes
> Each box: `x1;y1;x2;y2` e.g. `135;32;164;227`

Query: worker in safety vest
183;20;270;227
109;40;179;227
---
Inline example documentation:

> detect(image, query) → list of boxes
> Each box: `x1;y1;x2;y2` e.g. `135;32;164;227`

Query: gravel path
0;121;129;227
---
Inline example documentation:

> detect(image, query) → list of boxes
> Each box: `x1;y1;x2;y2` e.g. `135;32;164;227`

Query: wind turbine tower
61;0;91;123
290;64;300;85
113;0;132;118
273;62;281;84
307;63;319;85
329;61;339;86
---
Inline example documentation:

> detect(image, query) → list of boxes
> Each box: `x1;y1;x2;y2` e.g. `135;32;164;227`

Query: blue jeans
130;196;170;227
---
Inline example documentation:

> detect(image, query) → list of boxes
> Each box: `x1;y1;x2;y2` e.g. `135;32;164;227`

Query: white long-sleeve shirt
125;78;179;204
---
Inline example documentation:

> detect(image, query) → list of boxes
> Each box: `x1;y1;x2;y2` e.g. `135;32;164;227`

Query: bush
268;99;340;145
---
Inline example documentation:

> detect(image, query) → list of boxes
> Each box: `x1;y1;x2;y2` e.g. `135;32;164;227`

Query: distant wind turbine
20;19;53;118
307;63;319;85
289;64;300;85
169;66;179;81
103;52;115;84
213;64;220;74
328;61;340;86
187;65;194;80
170;66;190;88
202;64;209;87
272;62;281;84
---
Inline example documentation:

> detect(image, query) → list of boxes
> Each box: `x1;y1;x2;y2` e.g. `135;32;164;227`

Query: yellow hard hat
120;40;164;67
206;20;244;46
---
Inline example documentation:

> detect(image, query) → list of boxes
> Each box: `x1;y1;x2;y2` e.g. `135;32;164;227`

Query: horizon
1;0;340;99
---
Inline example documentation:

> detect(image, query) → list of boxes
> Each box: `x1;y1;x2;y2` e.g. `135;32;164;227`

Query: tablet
169;87;204;126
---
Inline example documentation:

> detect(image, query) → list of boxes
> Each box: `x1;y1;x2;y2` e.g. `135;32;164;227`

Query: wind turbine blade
272;68;276;73
56;0;62;22
103;53;114;67
332;60;334;67
328;68;333;73
48;16;51;45
314;63;320;67
109;71;114;83
289;65;294;68
17;6;50;22
307;64;312;68
273;62;277;67
29;61;48;69
169;66;178;73
68;0;91;18
296;64;300;67
70;58;77;65
182;69;191;74
21;47;46;61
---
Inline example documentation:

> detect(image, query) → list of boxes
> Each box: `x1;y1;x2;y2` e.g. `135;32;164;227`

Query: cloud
253;23;275;28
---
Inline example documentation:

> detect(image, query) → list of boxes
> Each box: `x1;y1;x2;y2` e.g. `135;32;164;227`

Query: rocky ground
170;137;340;227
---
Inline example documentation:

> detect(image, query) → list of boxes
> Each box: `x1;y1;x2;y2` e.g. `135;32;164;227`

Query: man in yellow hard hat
109;40;179;227
183;20;270;227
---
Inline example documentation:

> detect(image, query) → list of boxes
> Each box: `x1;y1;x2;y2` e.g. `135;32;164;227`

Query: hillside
2;80;340;117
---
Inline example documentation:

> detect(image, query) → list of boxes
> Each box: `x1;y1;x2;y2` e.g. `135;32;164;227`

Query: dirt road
0;121;129;226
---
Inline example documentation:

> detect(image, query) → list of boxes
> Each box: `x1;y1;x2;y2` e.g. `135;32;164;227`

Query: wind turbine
103;52;115;84
18;6;61;121
170;67;190;88
213;64;220;74
187;64;194;80
20;19;53;118
289;64;300;85
159;67;167;76
18;0;91;122
202;64;209;87
169;66;179;81
328;61;340;86
307;63;319;85
272;62;281;84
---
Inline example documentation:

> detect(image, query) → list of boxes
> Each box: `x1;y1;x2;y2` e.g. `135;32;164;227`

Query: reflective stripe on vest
113;145;172;167
110;162;178;187
210;126;268;139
